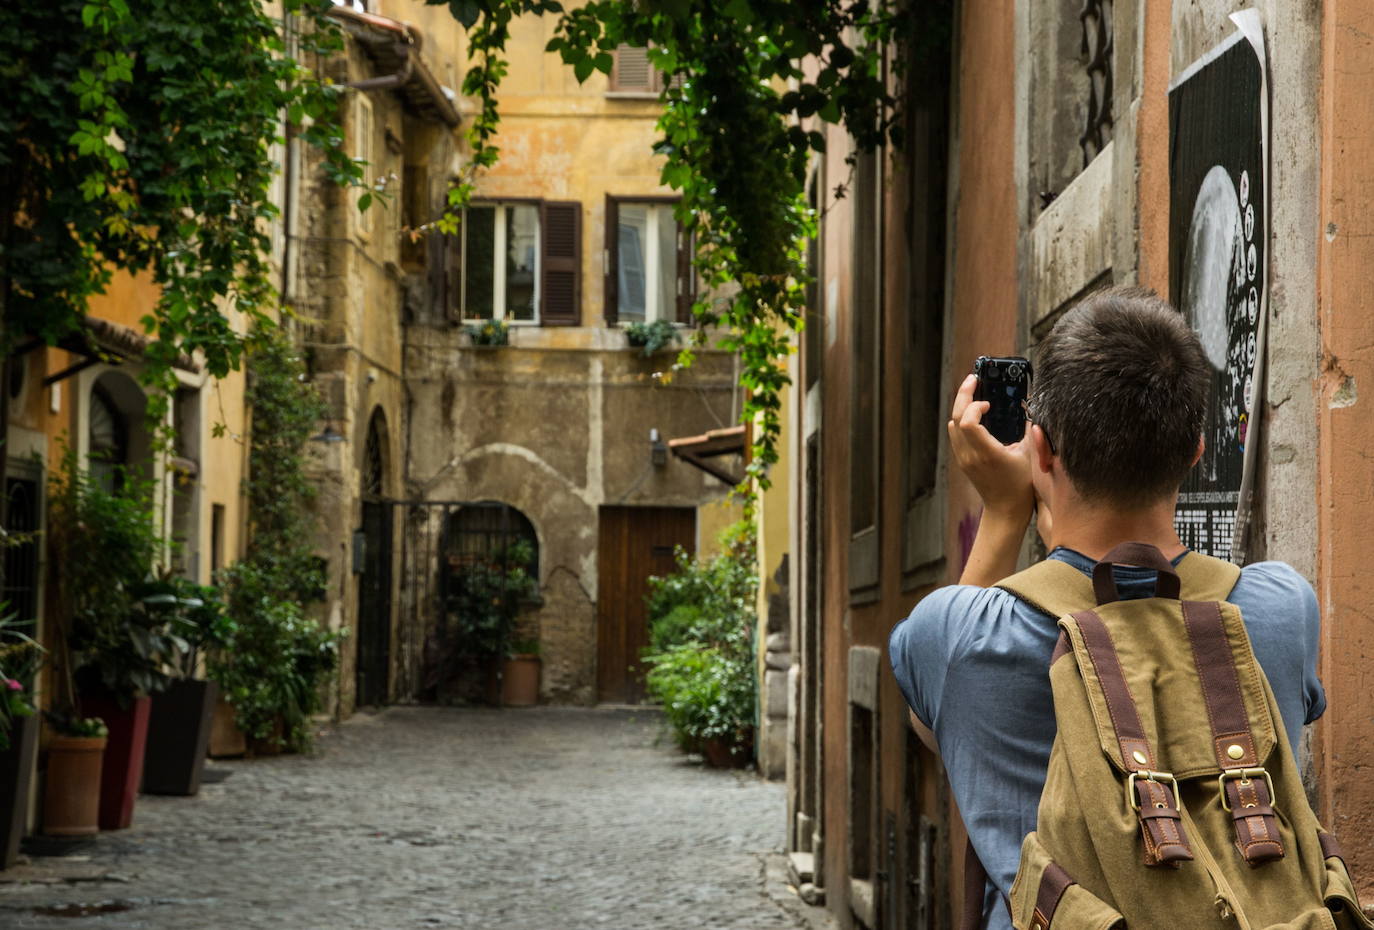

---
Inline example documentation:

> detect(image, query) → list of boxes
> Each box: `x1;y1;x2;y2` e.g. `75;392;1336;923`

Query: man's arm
903;374;1038;749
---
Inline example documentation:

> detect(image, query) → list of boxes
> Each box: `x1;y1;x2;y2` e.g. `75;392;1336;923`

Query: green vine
426;0;940;492
0;0;362;426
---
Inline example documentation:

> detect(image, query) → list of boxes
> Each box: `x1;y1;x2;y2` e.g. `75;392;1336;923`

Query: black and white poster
1168;11;1268;563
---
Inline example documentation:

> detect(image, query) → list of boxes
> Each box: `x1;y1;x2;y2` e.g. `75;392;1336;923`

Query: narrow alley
0;709;828;930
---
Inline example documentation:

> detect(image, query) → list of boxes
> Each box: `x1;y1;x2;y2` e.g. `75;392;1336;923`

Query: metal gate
392;500;536;703
355;499;393;707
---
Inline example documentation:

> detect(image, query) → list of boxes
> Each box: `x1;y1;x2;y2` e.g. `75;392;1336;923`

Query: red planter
78;694;151;831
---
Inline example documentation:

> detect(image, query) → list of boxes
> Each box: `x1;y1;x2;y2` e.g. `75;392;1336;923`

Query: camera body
973;355;1033;444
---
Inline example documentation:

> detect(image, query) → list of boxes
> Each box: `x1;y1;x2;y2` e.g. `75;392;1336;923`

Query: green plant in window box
624;320;680;357
465;319;510;347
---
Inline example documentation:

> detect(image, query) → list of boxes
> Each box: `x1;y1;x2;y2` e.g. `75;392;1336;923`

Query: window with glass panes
604;197;693;325
448;201;581;326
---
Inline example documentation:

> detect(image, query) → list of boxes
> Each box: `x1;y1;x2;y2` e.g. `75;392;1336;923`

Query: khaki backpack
983;542;1370;930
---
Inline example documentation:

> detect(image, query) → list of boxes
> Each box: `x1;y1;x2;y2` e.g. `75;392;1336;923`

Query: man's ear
1191;435;1205;467
1030;423;1055;474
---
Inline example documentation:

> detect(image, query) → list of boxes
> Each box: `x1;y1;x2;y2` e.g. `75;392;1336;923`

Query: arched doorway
355;409;393;707
88;371;148;492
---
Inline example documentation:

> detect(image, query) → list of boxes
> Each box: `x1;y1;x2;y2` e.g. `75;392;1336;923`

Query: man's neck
1050;496;1186;562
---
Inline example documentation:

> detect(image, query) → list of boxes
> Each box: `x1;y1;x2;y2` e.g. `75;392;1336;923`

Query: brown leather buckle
1218;767;1274;812
1127;770;1180;811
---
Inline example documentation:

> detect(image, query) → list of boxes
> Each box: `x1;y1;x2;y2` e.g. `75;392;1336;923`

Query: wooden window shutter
541;201;581;326
603;196;620;325
611;44;654;92
675;222;695;324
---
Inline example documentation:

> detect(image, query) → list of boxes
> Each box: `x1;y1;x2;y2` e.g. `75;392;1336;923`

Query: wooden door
596;506;696;704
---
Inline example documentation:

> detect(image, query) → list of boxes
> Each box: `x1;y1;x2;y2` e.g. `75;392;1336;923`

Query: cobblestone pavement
0;706;834;930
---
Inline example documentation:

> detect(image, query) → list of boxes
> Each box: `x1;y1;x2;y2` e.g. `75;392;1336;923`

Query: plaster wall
403;330;738;703
1316;0;1374;896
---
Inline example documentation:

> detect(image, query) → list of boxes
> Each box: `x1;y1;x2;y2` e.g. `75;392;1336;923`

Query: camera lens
1007;363;1024;381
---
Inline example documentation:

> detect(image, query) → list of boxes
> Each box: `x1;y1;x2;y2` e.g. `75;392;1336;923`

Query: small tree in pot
47;448;173;830
439;540;536;704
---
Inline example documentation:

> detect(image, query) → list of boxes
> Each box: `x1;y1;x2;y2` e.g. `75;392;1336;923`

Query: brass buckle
1218;767;1274;812
1126;770;1180;812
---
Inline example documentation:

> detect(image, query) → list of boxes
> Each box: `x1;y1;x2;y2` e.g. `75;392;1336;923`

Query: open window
448;201;581;326
604;197;694;326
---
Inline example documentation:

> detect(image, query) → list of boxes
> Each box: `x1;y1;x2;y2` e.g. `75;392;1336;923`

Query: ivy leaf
449;0;482;29
573;54;594;83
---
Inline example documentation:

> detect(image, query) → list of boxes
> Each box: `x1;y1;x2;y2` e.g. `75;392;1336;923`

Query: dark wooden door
596;506;696;704
355;500;393;707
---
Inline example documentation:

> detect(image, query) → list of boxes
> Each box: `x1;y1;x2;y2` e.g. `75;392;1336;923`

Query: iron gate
392;500;537;702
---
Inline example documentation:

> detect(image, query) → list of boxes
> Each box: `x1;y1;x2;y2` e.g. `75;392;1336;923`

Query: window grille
1079;0;1114;166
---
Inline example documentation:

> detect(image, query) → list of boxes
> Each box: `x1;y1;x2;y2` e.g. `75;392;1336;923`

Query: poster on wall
1168;11;1268;563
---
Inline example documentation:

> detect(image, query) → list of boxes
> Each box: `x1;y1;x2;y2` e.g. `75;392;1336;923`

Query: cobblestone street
0;707;830;930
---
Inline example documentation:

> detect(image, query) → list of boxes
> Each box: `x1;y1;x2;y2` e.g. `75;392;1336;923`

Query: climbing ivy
0;0;362;423
428;0;947;491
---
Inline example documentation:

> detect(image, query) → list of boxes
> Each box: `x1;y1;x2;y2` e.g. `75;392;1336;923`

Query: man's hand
947;373;1034;522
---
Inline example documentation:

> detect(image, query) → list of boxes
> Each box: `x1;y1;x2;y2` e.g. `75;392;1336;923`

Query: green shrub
644;643;756;752
641;526;757;754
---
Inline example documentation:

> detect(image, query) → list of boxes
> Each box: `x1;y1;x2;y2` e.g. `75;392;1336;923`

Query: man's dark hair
1028;286;1209;507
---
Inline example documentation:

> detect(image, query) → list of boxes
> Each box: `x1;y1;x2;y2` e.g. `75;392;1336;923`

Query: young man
887;286;1325;930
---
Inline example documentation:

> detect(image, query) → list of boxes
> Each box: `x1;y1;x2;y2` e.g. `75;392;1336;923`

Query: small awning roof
328;6;462;129
668;424;748;486
14;316;201;387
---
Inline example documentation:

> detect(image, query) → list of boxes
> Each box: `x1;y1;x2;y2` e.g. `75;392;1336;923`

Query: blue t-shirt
887;548;1325;930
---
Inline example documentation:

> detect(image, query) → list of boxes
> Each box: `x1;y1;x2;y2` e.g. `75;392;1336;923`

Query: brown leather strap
1092;542;1182;604
1074;609;1194;866
1181;599;1284;864
1032;862;1074;929
1319;831;1345;864
960;836;987;930
1224;775;1284;863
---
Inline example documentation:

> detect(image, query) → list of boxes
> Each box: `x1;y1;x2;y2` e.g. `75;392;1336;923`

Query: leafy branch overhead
0;0;362;421
426;0;940;492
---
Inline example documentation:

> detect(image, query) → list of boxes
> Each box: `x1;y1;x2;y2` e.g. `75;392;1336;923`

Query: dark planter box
142;679;218;796
78;693;151;831
0;714;39;868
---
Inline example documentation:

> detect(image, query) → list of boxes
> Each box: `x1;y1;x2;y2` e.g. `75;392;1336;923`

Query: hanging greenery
0;0;361;421
427;0;946;491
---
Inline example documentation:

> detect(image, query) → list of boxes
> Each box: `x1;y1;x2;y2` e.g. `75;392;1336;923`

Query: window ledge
604;91;660;100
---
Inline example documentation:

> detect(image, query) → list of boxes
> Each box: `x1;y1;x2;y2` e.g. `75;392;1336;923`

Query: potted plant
624;319;680;357
500;638;541;707
208;562;343;756
41;715;107;837
47;450;171;831
0;608;42;867
465;319;510;347
140;579;232;795
442;541;536;704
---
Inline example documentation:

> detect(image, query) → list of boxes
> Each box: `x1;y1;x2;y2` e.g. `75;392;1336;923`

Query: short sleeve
889;589;961;731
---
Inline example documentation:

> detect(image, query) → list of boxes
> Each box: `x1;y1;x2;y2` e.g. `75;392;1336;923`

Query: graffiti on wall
1168;12;1268;563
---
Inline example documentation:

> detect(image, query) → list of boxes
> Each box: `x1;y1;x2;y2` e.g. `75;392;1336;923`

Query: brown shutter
604;196;619;325
675;220;695;324
541;201;581;326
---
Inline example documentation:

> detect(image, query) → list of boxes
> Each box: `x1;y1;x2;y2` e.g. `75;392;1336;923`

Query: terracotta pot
208;695;247;758
42;735;107;837
143;679;219;796
703;732;754;769
78;694;151;831
0;715;40;867
500;655;541;707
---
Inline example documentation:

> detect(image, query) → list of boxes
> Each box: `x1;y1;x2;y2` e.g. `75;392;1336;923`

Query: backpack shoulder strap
1174;550;1242;601
998;550;1243;617
996;559;1095;618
